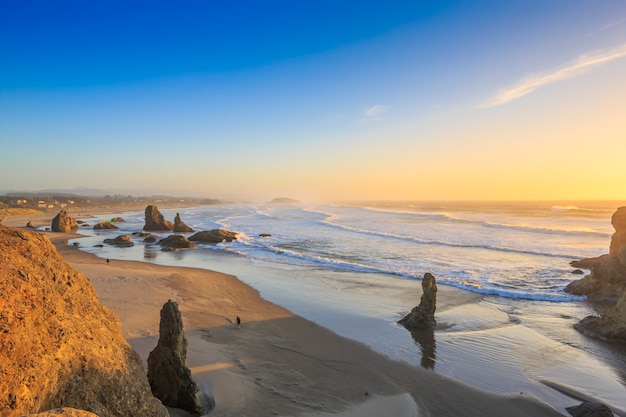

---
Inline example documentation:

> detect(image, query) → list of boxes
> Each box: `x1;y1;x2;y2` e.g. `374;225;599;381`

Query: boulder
26;220;34;228
189;229;238;243
574;287;626;343
566;401;614;417
398;273;438;330
143;205;174;232
609;207;626;256
259;233;272;238
93;222;119;230
173;213;194;233
110;217;125;223
572;269;585;275
144;236;158;243
0;225;168;417
158;235;196;250
51;210;79;233
103;235;134;248
147;300;208;414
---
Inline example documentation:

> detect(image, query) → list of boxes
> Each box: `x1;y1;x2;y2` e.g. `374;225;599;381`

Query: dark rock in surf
143;205;174;232
173;213;194;233
147;300;208;414
565;401;614;417
189;229;238;243
572;269;585;275
398;273;437;330
158;235;196;250
94;221;119;230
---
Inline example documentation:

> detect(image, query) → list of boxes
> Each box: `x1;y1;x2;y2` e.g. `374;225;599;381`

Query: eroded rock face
398;273;438;330
143;205;174;231
51;210;78;233
188;229;238;243
173;213;194;233
0;225;168;417
24;408;100;417
610;207;626;256
147;300;207;414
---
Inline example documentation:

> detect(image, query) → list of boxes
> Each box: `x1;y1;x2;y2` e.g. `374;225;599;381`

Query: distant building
38;201;46;208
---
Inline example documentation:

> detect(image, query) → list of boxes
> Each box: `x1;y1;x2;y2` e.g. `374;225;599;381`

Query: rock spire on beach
0;225;168;417
398;272;438;330
609;207;626;256
147;300;208;414
173;212;194;233
51;210;78;233
143;205;174;231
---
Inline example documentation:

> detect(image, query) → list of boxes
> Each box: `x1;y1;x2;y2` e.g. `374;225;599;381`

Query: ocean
72;200;626;412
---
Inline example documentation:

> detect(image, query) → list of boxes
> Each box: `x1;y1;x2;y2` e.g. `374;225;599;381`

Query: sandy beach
0;211;595;416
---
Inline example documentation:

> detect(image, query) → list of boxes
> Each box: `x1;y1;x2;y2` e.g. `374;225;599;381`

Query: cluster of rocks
566;206;626;343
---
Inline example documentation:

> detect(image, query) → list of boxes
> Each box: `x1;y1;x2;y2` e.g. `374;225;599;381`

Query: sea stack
147;300;208;414
173;212;194;233
51;210;79;233
398;272;438;330
143;205;174;231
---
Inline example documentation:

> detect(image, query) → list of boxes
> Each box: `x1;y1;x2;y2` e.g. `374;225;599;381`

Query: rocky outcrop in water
94;221;119;230
143;205;174;231
103;235;134;247
158;235;196;250
189;229;238;243
398;273;438;330
566;207;626;300
51;210;79;233
147;300;208;414
173;213;194;233
0;225;168;417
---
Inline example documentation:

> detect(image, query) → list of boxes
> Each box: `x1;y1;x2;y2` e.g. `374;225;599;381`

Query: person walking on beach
236;316;241;329
106;258;110;265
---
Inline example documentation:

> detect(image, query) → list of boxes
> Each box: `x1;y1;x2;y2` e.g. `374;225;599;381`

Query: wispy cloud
484;43;626;108
364;104;390;120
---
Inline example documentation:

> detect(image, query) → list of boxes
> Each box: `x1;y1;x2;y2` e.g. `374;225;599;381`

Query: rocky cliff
0;225;168;417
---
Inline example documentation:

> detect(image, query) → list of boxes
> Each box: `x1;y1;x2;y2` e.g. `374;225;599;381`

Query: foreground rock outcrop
398;273;438;330
189;229;238;243
51;210;79;233
566;401;614;417
143;205;174;231
173;213;194;233
575;287;626;343
147;300;208;414
566;207;626;300
0;225;168;417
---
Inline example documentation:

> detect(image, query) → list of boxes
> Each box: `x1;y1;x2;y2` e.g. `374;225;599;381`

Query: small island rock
189;229;238;243
173;213;194;233
398;273;438;330
158;234;196;250
143;205;174;231
103;235;134;247
51;210;79;233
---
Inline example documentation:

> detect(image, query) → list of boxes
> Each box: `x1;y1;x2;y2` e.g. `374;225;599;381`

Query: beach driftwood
398;272;438;330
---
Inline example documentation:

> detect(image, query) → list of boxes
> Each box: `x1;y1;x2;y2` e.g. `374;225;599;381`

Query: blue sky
2;1;626;201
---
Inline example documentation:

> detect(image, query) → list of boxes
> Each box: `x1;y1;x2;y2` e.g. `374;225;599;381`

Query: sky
1;1;626;202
